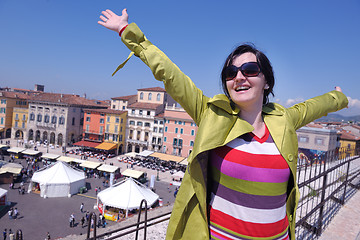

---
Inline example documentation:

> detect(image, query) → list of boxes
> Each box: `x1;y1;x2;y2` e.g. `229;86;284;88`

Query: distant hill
315;113;360;123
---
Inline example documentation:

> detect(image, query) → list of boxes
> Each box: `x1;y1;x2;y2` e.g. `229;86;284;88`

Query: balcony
35;122;57;130
127;138;149;146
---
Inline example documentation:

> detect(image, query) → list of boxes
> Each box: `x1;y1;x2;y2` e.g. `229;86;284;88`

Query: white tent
97;178;159;218
30;161;85;198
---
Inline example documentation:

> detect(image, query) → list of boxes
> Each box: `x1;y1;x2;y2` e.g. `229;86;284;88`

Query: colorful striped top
209;126;290;240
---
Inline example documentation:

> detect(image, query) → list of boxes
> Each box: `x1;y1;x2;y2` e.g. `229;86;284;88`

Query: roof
79;160;102;169
128;102;163;110
83;108;127;115
97;164;119;173
340;131;360;141
29;92;109;108
137;87;166;92
111;94;137;100
0;91;31;100
121;169;144;179
7;147;26;154
41;153;61;160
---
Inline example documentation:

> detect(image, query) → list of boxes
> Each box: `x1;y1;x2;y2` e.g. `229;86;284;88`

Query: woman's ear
264;84;270;90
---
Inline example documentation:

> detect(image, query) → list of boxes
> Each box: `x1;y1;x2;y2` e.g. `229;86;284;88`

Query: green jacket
119;23;349;240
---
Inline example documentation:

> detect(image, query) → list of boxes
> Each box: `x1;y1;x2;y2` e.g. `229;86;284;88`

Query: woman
98;9;348;240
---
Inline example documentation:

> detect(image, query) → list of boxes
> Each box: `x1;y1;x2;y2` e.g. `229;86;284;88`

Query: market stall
97;177;159;221
29;161;85;198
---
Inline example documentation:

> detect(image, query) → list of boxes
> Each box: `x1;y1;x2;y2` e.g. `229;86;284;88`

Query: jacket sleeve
286;90;348;130
120;23;208;125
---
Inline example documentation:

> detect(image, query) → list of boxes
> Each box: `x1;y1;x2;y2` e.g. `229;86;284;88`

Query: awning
79;161;102;169
0;167;22;175
121;169;144;179
97;164;119;173
71;158;85;164
179;158;188;166
7;147;26;154
22;149;41;156
0;144;8;148
41;153;60;160
73;140;100;148
95;142;118;151
149;152;185;163
137;150;154;157
57;156;74;163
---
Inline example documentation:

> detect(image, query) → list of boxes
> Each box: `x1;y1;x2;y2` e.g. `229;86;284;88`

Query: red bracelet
119;24;128;37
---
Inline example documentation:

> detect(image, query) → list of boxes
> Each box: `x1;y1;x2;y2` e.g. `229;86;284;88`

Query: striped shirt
209;126;290;240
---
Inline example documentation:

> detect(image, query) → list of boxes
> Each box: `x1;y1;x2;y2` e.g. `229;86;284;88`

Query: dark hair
221;43;275;105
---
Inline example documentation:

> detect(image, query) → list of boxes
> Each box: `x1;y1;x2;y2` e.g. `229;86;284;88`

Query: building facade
162;104;197;157
110;95;137;111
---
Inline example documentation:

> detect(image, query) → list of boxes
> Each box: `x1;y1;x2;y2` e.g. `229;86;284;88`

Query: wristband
119;24;128;37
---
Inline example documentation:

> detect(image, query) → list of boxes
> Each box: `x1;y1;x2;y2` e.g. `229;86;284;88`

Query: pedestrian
81;216;85;228
69;216;73;228
46;232;51;240
8;208;13;219
71;213;75;227
16;229;23;240
95;187;98;195
80;203;84;213
3;229;6;240
7;230;13;240
98;8;349;240
13;208;18;220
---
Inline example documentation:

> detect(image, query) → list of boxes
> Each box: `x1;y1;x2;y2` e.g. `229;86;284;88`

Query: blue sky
0;0;359;116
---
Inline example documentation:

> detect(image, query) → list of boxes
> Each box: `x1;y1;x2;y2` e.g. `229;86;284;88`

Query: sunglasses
224;62;261;80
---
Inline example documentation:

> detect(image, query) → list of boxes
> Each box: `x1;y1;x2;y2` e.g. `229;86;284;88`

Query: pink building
163;105;197;157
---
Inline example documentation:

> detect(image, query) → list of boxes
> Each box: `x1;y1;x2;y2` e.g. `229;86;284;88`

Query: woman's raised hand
98;9;129;33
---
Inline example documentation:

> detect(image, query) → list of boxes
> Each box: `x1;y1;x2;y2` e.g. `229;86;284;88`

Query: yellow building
12;107;29;139
0;92;30;138
339;131;360;158
104;110;127;154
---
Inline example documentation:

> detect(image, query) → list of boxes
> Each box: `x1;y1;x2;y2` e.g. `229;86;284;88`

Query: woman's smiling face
226;52;267;110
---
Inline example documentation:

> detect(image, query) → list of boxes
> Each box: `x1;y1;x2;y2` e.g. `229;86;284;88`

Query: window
112;105;116;109
100;126;104;134
131;109;135;114
180;128;183;134
164;137;167;142
145;122;151;127
86;117;91;122
179;121;182;125
165;126;167;132
72;117;75;125
30;113;35;121
15;114;19;120
119;135;123;141
22;122;25;128
299;136;309;143
121;118;123;123
37;114;42;122
173;138;177;146
159;128;163;133
15;121;18;128
137;121;143;126
154;120;158;124
59;116;65;125
115;117;119;123
100;113;105;117
22;115;26;121
175;128;178;133
157;93;161;101
130;120;135;125
175;121;177;124
107;116;111;122
100;118;104;124
139;110;143;115
190;140;194;147
0;118;3;124
147;111;151;116
115;125;118;133
113;134;118;141
129;130;133;139
191;130;195;136
105;133;109;140
106;124;109;132
86;124;89;132
44;115;50;123
179;139;183;147
157;138;161;145
315;137;324;146
140;92;144;100
51;116;57;124
122;106;125;110
120;126;123;132
152;137;156;144
148;93;152;100
160;120;163;124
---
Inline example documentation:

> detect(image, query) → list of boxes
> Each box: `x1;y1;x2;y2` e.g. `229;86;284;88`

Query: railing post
316;173;328;235
87;212;97;240
135;199;148;240
341;158;352;205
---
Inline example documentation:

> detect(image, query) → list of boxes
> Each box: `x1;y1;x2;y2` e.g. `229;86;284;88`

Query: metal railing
295;146;360;239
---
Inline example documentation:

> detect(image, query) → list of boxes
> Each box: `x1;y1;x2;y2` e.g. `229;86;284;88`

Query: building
11;107;29;140
162;104;197;157
0;92;30;138
83;108;127;154
26;93;109;146
297;125;340;152
110;95;137;111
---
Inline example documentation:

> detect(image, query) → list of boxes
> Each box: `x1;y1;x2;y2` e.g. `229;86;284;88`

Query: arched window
157;93;161;101
59;116;65;125
51;116;57;124
44;115;50;123
140;92;144;100
148;93;152;100
37;114;42;122
29;113;35;121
